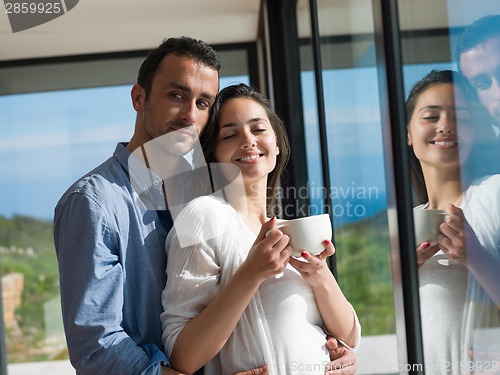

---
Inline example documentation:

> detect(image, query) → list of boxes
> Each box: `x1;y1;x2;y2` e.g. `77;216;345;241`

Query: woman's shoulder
468;174;500;195
170;194;238;248
183;194;234;217
464;174;500;217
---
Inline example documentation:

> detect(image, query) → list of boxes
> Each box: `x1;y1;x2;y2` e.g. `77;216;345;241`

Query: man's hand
161;365;186;375
325;337;357;375
234;365;270;375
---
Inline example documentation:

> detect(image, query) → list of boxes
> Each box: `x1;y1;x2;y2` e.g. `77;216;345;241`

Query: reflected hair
137;36;221;99
456;14;500;72
200;83;290;212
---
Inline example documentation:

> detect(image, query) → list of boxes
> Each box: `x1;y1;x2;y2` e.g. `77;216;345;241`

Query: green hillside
335;211;396;335
0;215;61;362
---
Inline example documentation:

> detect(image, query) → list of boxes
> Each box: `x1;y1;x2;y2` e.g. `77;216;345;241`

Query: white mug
273;214;332;257
413;207;449;246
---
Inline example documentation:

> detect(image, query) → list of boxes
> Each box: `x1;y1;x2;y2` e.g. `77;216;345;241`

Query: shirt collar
114;142;166;210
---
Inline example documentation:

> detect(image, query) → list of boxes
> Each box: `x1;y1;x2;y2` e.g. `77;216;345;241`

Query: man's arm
54;191;167;375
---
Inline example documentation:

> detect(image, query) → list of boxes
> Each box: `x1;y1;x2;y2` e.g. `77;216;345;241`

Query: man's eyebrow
469;72;489;82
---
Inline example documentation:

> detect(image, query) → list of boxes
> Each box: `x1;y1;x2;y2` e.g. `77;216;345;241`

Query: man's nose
491;79;500;99
180;102;197;125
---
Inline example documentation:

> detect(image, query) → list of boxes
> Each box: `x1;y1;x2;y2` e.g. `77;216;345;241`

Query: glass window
298;0;499;372
400;1;500;374
297;1;398;372
0;85;133;371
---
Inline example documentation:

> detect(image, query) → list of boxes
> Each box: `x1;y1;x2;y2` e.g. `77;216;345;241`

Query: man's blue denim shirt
54;142;173;375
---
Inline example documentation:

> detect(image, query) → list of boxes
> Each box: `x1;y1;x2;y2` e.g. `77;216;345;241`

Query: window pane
298;0;398;373
400;0;500;373
0;85;133;373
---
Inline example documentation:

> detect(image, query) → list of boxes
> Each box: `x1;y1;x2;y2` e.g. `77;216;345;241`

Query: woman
161;84;360;374
406;69;500;374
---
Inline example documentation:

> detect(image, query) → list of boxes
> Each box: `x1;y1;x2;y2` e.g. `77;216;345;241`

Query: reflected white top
419;174;500;375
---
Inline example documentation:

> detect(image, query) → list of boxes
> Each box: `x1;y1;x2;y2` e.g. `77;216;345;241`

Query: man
54;36;357;375
457;14;500;137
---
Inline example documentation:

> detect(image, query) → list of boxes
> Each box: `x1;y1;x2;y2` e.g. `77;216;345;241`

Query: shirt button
143;186;149;192
153;180;159;186
157;205;163;210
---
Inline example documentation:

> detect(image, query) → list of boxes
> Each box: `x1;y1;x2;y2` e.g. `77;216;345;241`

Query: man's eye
197;101;210;109
475;79;492;91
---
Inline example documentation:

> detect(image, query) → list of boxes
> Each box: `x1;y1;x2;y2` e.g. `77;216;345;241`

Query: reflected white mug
413;207;449;246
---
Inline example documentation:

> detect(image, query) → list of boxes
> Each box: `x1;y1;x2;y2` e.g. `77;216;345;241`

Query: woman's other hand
288;239;335;287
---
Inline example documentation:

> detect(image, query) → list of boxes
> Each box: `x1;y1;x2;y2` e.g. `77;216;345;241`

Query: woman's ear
407;129;412;146
276;145;280;155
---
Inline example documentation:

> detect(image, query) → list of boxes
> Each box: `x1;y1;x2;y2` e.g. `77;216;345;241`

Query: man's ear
131;83;146;112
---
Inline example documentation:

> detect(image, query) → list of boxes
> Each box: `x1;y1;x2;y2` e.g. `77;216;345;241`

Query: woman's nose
241;131;257;148
437;115;456;133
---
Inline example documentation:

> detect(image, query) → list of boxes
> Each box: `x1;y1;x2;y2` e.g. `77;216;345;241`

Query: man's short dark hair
456;14;500;71
137;36;221;98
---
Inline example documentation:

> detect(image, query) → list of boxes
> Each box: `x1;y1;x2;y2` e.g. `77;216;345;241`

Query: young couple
54;36;359;375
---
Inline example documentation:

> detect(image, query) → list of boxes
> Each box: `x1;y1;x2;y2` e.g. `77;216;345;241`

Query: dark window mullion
308;0;337;276
372;0;425;373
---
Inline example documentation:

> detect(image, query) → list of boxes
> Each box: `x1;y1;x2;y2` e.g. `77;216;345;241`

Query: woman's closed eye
220;133;236;140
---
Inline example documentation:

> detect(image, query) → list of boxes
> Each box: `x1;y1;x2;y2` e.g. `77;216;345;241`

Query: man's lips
169;127;196;137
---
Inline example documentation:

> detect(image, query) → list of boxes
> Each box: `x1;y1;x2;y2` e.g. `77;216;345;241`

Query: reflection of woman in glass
161;84;360;374
406;69;500;374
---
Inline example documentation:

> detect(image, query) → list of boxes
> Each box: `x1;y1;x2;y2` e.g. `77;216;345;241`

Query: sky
0;85;135;219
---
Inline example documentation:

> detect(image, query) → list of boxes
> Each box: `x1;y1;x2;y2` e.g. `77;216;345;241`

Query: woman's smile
236;152;264;163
